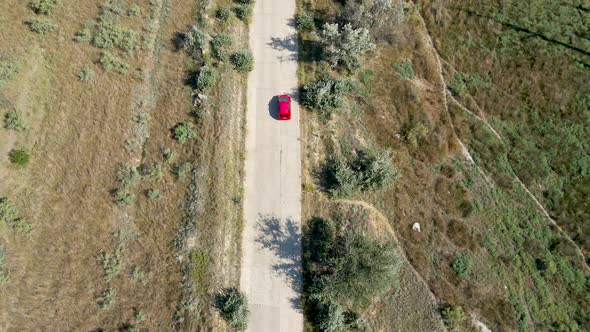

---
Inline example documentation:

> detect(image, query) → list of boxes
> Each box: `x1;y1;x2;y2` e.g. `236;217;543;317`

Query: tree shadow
256;214;302;311
171;32;186;52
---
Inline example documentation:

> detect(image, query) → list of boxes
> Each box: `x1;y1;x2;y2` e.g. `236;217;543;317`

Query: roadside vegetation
298;0;590;331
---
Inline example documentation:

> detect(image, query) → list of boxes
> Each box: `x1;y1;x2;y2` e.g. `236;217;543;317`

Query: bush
9;149;30;166
451;252;471;278
113;188;135;206
0;59;20;89
99;52;129;74
93;20;138;53
30;0;58;15
326;147;400;197
174;162;193;180
448;72;467;96
183;25;210;60
102;0;126;16
230;50;254;73
162;148;175;162
140;162;163;179
339;0;408;42
318;23;374;70
302;79;355;113
27;18;57;34
173;122;197;144
78;65;94;81
195;66;217;90
235;4;252;23
146;189;161;200
97;288;116;309
441;305;466;330
216;288;249;330
296;13;314;32
316;301;346;332
392;59;415;80
234;0;253;3
216;8;231;21
4;111;26;131
405;122;429;147
116;164;140;187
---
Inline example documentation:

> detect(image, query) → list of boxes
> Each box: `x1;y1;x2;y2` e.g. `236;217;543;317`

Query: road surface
239;0;303;331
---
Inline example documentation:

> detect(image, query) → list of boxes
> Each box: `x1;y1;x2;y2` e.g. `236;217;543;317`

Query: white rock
412;222;421;232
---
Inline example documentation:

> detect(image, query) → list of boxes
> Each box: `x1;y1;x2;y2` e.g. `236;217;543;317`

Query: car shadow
268;95;279;120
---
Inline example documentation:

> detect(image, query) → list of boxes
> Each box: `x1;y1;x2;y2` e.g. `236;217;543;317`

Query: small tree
235;4;252;23
316;301;346;332
318;23;375;70
216;8;231;21
27;18;57;34
173;122;197;144
217;288;250;330
392;59;415;80
230;50;254;73
183;25;210;60
113;188;135;206
9;149;30;166
30;0;58;15
296;14;314;32
195;66;217;90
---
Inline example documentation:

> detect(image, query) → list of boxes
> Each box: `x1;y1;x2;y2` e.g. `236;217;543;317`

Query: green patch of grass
448;72;467;96
234;4;252;23
211;34;232;61
146;188;161;200
99;52;129;74
441;305;466;330
74;21;95;42
9;149;30;167
140;162;163;179
451;252;472;278
27;18;57;34
97;288;116;309
127;4;141;17
174;162;192;180
0;247;8;284
392;59;415;80
189;249;210;293
216;7;231;21
3;111;26;131
162;147;175;162
0;197;31;234
93;20;138;53
113;188;135;206
98;248;122;281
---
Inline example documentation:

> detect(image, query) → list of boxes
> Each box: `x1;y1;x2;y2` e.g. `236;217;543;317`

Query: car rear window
279;97;289;101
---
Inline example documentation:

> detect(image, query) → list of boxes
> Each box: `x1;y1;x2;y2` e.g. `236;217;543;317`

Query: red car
277;94;291;120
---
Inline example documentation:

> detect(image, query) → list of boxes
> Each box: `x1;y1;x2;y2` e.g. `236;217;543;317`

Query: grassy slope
0;0;245;330
299;0;589;331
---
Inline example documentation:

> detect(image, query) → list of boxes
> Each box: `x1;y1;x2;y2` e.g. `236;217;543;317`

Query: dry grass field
0;0;246;330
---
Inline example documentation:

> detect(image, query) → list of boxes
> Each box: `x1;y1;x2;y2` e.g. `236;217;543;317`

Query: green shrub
78;65;94;81
326;147;400;197
127;4;141;17
216;288;249;330
216;8;231;21
0;248;8;284
302;79;355;113
318;23;374;70
195;66;217;90
296;14;314;32
173;122;197;144
98;249;122;281
27;18;57;34
0;197;31;234
234;0;253;3
235;4;252;23
451;252;471;278
113;188;135;206
4;111;26;131
99;52;129;74
441;305;466;330
448;72;467;96
102;0;126;16
162;148;175;162
9;149;30;166
316;301;346;332
183;25;210;60
146;189;161;200
140;162;163;179
392;59;415;80
174;162;192;180
97;288;116;309
211;35;233;61
74;21;95;42
30;0;58;15
0;59;20;89
230;50;254;73
93;20;138;53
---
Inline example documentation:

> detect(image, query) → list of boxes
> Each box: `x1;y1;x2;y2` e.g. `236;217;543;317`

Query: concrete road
239;0;303;331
